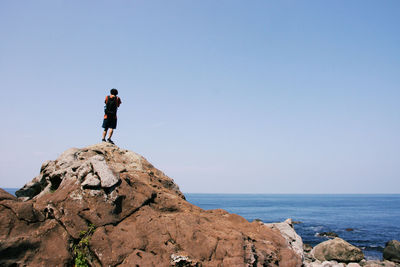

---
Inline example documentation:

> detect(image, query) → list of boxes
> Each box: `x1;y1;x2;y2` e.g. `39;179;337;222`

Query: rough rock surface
384;240;400;263
303;260;346;267
311;238;364;263
264;218;304;261
0;143;302;267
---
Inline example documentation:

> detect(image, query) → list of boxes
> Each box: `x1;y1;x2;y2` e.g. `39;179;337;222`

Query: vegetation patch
72;224;96;267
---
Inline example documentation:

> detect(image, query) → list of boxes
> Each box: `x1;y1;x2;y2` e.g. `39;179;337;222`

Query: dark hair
110;88;118;96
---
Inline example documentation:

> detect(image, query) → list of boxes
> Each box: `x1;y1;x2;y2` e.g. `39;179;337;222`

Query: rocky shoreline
0;143;399;266
263;219;400;267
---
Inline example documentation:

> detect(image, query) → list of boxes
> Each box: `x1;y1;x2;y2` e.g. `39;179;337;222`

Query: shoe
102;139;106;142
107;139;114;144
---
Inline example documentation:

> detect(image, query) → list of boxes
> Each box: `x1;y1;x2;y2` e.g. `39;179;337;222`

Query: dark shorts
102;117;117;129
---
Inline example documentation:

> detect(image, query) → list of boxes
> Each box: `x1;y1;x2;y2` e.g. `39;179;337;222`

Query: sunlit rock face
1;143;302;267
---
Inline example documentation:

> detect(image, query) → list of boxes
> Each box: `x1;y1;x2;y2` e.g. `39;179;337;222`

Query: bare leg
102;129;108;140
108;129;114;139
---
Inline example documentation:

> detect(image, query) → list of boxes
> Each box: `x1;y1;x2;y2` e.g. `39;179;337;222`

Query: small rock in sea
346;228;355;232
293;221;302;224
317;232;339;238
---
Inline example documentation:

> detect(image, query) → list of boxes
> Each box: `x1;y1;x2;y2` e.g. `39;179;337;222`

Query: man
102;88;122;144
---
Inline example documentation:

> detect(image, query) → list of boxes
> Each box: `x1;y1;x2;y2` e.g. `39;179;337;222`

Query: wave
308;226;324;232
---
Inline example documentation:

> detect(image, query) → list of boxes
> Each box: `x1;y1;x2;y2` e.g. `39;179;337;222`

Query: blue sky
1;1;399;193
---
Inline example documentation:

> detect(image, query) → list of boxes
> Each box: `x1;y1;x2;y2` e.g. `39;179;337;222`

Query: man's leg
102;128;108;140
108;129;114;139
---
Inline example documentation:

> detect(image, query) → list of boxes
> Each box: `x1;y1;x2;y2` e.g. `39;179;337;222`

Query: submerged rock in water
317;231;339;238
0;143;302;267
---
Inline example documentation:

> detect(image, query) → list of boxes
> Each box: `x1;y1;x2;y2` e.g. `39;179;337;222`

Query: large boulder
0;143;302;267
383;240;400;263
310;237;364;263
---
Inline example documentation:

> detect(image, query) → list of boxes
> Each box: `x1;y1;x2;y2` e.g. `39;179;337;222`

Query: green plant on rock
73;224;96;267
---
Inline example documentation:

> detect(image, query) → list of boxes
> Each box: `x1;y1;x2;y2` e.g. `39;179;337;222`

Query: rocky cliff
0;143;302;267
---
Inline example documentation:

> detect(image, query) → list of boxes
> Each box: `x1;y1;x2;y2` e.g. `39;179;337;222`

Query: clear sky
1;1;399;193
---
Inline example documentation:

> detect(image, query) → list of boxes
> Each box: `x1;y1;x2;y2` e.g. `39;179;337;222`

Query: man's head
110;88;118;96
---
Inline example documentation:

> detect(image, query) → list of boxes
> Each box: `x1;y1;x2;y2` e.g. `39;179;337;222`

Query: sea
4;188;399;260
185;194;400;260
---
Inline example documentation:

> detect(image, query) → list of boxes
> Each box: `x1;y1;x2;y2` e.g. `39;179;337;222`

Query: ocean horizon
3;188;400;260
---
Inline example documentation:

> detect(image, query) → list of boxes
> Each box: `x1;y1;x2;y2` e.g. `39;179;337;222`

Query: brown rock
0;143;302;266
311;237;364;263
0;188;16;201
